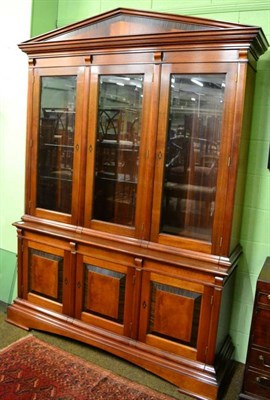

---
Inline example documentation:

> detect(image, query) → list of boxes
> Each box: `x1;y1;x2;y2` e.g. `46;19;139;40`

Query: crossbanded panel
29;249;63;303
84;264;126;324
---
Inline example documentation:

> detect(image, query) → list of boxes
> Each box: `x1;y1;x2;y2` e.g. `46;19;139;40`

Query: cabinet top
18;8;268;60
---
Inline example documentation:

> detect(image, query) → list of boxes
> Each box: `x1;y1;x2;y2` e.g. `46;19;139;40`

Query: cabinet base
7;298;234;400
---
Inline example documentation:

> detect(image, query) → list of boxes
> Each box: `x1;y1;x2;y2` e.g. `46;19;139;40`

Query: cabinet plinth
7;8;268;400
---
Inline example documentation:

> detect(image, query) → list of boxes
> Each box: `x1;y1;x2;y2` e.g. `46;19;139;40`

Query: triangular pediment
24;8;252;43
19;8;268;60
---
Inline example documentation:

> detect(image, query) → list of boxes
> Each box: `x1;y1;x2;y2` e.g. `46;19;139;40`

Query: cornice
18;27;268;61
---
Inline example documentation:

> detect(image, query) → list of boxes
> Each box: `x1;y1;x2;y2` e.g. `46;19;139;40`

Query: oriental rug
0;335;175;400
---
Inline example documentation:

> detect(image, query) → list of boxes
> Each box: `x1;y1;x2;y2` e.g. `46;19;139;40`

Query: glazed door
84;63;158;239
151;63;238;253
28;67;86;225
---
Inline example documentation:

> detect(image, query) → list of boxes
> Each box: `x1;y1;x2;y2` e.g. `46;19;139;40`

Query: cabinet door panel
151;283;200;343
85;63;158;239
23;240;72;315
139;267;211;361
151;63;238;253
85;265;125;320
30;253;60;299
29;66;86;225
76;254;135;336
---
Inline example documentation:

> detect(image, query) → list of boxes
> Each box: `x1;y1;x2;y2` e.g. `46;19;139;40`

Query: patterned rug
0;335;175;399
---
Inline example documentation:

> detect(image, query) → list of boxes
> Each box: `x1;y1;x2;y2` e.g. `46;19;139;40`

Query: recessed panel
87;271;120;319
29;250;63;302
253;309;270;348
84;264;126;323
153;289;194;342
149;282;201;347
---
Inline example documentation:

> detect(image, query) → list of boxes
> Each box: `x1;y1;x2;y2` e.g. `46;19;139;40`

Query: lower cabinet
239;257;270;400
7;228;236;400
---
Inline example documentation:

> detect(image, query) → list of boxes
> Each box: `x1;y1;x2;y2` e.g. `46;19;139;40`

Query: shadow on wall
0;249;17;304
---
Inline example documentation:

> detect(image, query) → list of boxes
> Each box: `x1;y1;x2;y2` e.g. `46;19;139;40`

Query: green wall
31;0;58;37
1;0;269;364
0;0;32;305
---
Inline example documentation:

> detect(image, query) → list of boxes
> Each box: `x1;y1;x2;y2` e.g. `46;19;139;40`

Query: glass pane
161;74;225;241
92;75;143;226
37;76;77;214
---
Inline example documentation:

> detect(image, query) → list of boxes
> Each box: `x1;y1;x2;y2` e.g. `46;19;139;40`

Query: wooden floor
0;301;244;399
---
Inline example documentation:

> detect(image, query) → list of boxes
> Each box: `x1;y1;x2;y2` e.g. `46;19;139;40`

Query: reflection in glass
161;74;225;241
37;76;77;214
93;75;144;226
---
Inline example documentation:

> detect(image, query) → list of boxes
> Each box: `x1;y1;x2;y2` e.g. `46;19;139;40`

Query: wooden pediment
19;8;268;59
